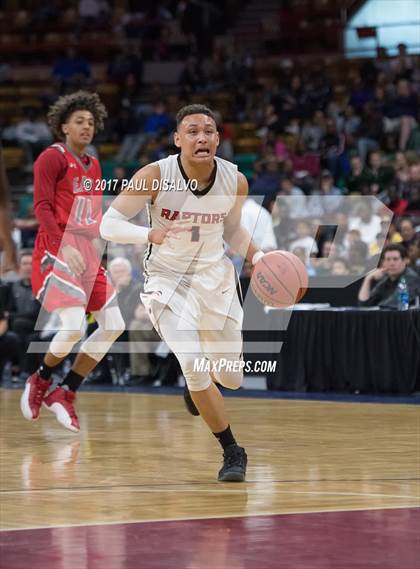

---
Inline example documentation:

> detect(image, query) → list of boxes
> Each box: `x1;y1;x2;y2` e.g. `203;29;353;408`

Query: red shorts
32;232;116;313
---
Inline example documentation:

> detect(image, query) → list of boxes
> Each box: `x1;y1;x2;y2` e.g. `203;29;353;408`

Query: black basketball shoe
183;385;200;416
218;444;247;482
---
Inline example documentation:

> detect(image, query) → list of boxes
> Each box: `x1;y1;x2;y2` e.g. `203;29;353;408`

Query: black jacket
7;279;40;324
360;268;420;308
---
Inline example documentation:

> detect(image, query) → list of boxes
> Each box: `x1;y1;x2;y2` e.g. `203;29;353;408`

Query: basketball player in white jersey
100;105;264;481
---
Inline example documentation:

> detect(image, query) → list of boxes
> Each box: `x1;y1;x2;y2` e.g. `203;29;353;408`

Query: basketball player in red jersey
19;91;128;432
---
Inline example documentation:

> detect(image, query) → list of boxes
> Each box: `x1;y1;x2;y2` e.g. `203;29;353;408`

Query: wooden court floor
1;387;419;532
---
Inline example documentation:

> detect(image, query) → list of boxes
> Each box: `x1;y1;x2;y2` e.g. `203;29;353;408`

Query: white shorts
141;256;243;334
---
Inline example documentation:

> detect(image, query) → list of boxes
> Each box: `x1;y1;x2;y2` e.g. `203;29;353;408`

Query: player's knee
218;369;243;390
180;355;212;392
208;356;244;390
49;327;86;357
96;307;126;341
105;311;126;341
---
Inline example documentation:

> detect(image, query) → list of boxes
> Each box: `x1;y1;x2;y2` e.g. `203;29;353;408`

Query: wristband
252;251;265;265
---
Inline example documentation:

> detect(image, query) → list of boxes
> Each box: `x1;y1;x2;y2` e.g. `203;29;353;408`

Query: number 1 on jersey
191;226;200;242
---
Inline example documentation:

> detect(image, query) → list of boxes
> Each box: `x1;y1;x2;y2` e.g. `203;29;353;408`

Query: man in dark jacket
7;250;41;375
0;278;21;381
358;244;420;308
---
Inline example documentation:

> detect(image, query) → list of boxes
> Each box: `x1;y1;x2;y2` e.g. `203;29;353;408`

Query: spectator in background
385;185;408;216
349;202;382;245
383;79;418;151
129;302;161;385
300;110;326;152
364;150;395;194
216;125;234;162
348;238;368;275
233;197;277;277
306;170;343;218
13;108;53;170
310;239;338;275
319;118;345;181
115;101;173;163
349;73;373;113
7;250;41;377
271;198;296;251
390;43;414;80
406;162;420;209
292;246;316;276
240;198;277;252
108;257;142;328
394;151;411;194
251;155;282;205
345;155;369;195
407;240;420;276
358;244;420;307
289;220;318;263
277;176;306;219
406;187;420;214
0;144;17;274
178;57;206;95
355;102;383;165
107;45;144;96
7;250;40;340
14;196;38;250
369;217;402;257
336;105;360;148
52;47;91;92
331;257;351;276
0;278;21;382
113;107;143;163
108;257;157;385
399;218;418;250
143;101;173;136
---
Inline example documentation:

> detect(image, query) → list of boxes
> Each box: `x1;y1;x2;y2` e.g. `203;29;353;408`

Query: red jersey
34;143;103;249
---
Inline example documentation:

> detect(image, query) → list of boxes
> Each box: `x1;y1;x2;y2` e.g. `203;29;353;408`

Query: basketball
250;251;308;308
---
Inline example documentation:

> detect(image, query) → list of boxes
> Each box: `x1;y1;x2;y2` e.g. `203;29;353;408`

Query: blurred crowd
0;1;419;386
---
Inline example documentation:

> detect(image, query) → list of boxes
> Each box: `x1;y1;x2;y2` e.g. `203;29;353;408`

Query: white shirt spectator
289;236;318;263
15;120;52;144
349;213;382;245
241;198;277;250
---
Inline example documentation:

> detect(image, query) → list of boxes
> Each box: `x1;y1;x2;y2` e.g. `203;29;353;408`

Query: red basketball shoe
20;373;52;421
44;387;80;433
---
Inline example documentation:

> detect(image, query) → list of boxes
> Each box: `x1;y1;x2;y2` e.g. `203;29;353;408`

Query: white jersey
144;153;238;275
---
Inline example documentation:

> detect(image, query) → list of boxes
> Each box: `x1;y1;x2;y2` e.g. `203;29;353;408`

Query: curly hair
47;90;107;141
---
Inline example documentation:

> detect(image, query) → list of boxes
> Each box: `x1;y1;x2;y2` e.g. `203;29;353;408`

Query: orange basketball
250;251;308;308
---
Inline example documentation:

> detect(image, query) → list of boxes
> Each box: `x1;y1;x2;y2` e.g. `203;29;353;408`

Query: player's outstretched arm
223;172;264;266
100;163;189;246
101;163;159;244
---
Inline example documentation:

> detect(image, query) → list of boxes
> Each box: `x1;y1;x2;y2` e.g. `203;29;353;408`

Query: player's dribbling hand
148;220;192;247
61;245;86;276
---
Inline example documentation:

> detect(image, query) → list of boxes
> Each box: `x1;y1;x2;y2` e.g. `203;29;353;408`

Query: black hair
382;243;408;259
176;104;217;128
